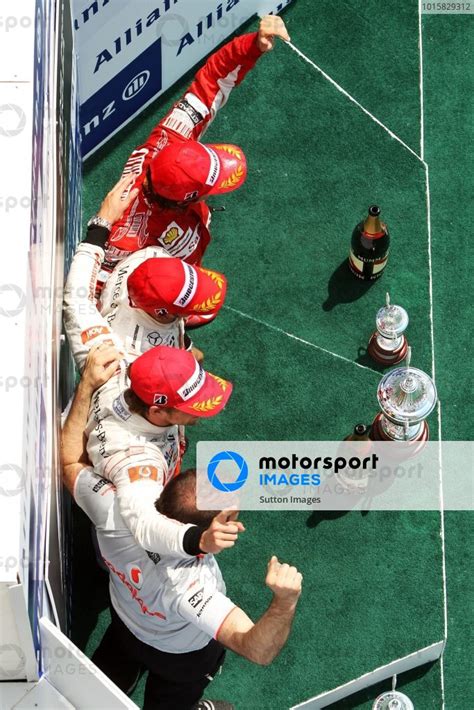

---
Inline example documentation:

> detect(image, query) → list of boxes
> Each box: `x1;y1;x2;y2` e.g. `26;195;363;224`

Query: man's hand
265;556;302;606
199;509;245;554
97;174;140;224
258;15;290;52
191;346;204;364
81;343;123;393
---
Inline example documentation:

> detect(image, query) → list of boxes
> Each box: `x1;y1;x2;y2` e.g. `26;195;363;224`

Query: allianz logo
82;68;151;137
122;71;150;101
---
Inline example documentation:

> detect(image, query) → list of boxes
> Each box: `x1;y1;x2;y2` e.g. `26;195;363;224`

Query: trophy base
370;413;429;448
367;332;408;365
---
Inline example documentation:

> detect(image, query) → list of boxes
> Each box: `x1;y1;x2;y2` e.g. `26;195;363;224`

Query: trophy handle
386;292;390;308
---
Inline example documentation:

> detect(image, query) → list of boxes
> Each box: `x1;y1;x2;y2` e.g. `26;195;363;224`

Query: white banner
71;0;293;157
197;440;474;511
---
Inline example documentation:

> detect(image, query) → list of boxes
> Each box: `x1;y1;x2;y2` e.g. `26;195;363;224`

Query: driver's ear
148;405;171;422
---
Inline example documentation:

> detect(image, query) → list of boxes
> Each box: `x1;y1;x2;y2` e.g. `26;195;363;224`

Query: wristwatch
87;214;112;231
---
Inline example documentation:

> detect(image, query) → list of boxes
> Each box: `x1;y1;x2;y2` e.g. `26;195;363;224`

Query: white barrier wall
0;0;40;684
72;0;294;157
0;0;82;688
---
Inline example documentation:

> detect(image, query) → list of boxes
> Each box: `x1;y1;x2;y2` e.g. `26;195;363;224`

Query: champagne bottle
338;424;371;492
349;205;390;281
344;423;370;441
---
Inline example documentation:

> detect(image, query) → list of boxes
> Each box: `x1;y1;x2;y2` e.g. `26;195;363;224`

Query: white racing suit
65;243;187;370
63;243;198;557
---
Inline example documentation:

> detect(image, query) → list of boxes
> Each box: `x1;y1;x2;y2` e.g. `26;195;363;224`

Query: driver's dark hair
123;387;149;418
155;469;216;528
143;166;184;210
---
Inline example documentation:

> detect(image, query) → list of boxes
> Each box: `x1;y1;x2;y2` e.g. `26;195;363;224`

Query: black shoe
194;701;235;710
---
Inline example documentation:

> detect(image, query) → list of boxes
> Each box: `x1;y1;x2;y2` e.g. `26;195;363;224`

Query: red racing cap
148;141;247;202
129;346;233;417
127;258;227;317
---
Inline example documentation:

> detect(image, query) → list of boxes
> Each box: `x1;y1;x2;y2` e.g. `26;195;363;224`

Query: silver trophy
368;292;409;365
371;347;437;442
373;691;414;710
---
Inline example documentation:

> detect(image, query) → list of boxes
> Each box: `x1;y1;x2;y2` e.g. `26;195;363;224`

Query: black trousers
92;607;226;710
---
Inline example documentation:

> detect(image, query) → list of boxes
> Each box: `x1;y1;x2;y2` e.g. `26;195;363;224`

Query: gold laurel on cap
191;395;223;413
213;144;243;159
208;373;229;391
193;292;222;313
219;165;244;190
201;269;225;289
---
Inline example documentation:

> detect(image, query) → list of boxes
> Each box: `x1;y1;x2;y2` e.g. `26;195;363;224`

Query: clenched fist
258;15;290;52
265;556;302;604
199;509;245;554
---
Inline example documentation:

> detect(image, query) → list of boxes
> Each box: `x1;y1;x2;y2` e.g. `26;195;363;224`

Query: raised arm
147;16;290;145
217;556;302;665
103;452;242;558
61;344;122;493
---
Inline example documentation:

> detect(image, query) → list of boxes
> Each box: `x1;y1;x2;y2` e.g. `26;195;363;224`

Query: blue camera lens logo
207;451;248;492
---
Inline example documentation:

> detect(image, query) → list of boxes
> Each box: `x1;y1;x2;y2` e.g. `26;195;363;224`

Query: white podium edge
290;640;445;709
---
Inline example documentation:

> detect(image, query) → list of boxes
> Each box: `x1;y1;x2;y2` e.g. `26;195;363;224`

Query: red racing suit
98;32;263;291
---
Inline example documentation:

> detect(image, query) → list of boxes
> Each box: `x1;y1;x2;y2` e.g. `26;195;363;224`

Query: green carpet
76;1;473;707
423;11;474;708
